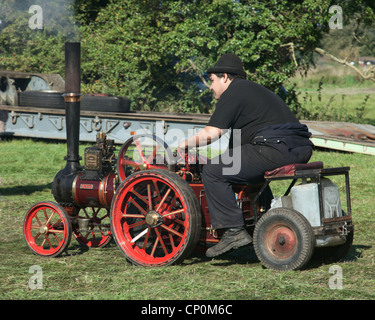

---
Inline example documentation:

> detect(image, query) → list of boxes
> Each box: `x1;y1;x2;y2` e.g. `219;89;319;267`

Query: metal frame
252;166;352;228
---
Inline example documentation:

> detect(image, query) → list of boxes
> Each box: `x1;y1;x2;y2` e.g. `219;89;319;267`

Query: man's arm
179;126;225;149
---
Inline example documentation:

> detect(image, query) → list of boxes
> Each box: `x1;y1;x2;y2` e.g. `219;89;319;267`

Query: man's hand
178;126;224;150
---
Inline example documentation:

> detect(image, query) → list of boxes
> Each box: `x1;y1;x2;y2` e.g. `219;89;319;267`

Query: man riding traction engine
178;53;314;258
23;47;354;271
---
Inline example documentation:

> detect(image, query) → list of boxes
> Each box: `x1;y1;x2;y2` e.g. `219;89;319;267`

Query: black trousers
201;143;313;230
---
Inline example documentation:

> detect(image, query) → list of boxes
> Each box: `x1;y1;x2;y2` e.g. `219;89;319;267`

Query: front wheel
253;207;315;271
23;201;72;257
110;169;201;266
72;207;112;248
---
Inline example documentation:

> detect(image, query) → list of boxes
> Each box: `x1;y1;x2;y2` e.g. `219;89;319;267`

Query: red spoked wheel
72;207;112;248
110;169;201;266
23;201;72;257
117;134;174;182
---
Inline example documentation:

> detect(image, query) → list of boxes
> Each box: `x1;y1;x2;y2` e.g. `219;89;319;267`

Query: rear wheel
253;207;315;271
110;169;201;266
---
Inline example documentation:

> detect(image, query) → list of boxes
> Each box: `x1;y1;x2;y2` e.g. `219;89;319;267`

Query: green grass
288;61;375;123
1;138;375;300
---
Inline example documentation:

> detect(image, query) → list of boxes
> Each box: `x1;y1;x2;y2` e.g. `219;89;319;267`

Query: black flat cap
207;53;246;78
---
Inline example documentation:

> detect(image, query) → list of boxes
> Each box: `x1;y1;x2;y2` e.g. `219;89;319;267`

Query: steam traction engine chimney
52;41;117;208
63;42;81;173
52;42;82;204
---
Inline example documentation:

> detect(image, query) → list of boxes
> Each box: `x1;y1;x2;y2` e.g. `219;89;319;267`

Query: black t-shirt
208;79;299;145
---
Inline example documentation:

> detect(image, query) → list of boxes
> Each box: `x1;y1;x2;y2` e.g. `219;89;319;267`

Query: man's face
209;73;230;100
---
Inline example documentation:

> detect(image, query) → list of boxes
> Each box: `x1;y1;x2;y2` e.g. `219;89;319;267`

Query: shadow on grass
63;239;120;257
66;242;90;256
0;183;52;196
342;244;371;262
186;245;260;266
188;243;371;269
307;243;371;268
55;243;371;271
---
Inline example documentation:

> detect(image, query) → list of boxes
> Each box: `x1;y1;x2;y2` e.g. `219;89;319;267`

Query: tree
1;0;374;113
0;0;78;74
314;0;375;82
81;0;338;112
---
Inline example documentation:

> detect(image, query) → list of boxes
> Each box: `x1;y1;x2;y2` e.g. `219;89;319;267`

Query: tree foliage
1;0;374;113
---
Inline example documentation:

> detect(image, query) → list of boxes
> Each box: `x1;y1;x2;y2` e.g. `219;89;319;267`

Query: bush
1;0;374;114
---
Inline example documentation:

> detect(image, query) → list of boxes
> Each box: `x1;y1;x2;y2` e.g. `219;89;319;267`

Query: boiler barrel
72;173;117;209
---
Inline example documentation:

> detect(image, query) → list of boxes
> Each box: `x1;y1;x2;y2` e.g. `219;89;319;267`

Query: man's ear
223;73;231;83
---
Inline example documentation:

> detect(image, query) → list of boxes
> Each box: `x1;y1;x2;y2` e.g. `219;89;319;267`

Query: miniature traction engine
23;43;354;271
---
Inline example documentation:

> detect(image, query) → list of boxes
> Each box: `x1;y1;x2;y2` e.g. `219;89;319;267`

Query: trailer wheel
253;207;315;271
110;169;201;266
72;207;112;248
23;201;72;257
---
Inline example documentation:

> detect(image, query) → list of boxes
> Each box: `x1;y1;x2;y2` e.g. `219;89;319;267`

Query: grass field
1;138;375;301
289;61;375;124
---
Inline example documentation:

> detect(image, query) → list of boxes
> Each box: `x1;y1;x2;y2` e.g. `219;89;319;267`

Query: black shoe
206;227;252;258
